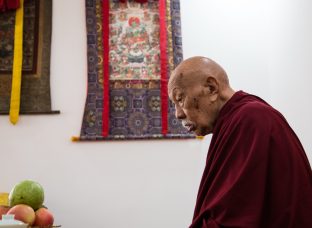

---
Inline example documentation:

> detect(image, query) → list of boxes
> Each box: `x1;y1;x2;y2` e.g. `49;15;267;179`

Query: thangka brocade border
0;0;59;115
79;0;194;140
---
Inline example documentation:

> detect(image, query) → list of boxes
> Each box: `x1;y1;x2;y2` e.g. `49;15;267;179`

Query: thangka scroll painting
0;0;59;123
78;0;194;140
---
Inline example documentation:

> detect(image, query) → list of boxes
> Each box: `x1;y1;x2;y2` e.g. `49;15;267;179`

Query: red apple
7;204;35;225
33;207;54;226
0;205;10;219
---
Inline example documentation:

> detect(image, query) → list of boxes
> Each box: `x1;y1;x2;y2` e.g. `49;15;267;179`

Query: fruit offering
33;207;54;227
7;204;35;225
9;180;44;210
0;205;10;219
0;180;58;227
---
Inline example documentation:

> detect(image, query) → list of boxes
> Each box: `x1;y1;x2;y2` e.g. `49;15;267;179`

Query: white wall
1;0;311;228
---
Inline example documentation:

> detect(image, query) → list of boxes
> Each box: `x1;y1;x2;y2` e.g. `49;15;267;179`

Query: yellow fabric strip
9;0;24;124
196;136;205;140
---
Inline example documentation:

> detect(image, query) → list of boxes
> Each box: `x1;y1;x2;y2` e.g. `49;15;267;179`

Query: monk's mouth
184;124;195;132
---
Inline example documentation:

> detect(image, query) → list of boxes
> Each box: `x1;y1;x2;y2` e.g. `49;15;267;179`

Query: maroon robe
190;91;312;228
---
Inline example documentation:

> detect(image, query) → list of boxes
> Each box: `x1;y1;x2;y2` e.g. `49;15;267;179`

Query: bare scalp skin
168;56;236;136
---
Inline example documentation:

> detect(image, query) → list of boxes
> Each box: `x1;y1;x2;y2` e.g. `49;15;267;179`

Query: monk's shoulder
233;99;280;128
240;99;273;114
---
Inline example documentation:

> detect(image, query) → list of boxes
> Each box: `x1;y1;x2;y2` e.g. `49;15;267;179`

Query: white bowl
0;215;28;228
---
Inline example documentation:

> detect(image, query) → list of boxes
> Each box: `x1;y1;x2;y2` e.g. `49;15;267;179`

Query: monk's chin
194;128;211;136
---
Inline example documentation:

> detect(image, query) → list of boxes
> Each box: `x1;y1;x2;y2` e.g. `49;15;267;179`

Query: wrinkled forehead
169;67;202;88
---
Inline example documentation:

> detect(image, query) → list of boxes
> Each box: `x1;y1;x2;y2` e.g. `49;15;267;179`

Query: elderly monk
168;56;312;228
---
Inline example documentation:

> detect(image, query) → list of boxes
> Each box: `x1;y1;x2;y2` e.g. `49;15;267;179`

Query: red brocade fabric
101;0;110;137
0;0;19;12
159;0;168;135
190;91;312;228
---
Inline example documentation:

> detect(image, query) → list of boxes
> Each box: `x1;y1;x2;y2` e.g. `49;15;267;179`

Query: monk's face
169;81;219;136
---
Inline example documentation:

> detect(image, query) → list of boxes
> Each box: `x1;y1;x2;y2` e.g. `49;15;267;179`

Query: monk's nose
175;106;186;119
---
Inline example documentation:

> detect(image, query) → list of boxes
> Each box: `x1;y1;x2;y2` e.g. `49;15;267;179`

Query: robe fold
190;91;312;228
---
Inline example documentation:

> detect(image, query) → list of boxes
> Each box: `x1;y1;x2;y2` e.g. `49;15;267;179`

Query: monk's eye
174;91;184;106
176;97;184;107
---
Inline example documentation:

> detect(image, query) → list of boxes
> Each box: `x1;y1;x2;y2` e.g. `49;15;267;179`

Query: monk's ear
203;76;219;101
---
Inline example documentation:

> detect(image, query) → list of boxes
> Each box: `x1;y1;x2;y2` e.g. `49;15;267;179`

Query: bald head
168;56;235;135
168;56;230;94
